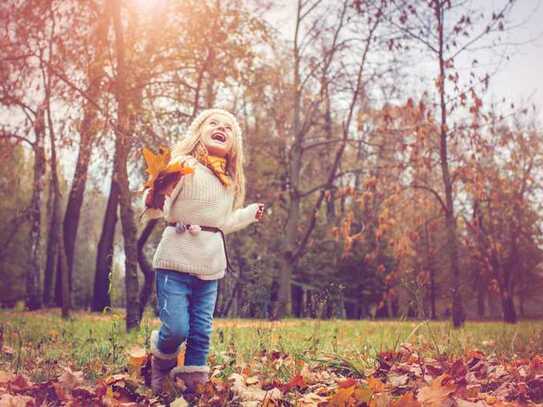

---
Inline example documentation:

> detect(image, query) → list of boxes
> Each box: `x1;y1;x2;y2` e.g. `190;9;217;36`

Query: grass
1;309;542;384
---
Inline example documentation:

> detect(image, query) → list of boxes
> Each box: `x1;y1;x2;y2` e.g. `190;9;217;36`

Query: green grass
1;309;542;384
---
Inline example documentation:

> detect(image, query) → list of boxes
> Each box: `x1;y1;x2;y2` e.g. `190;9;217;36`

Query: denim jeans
155;269;218;366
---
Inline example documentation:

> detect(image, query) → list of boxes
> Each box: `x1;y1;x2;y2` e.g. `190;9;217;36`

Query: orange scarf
202;155;231;186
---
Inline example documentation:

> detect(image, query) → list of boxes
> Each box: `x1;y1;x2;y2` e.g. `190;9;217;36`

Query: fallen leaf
0;371;15;384
0;393;35;407
127;346;147;369
368;376;387;392
417;374;456;406
282;374;305;392
337;377;357;388
329;384;355;406
9;375;31;392
454;399;487;406
353;384;373;403
246;376;259;385
58;367;84;391
170;396;189;407
392;391;421;406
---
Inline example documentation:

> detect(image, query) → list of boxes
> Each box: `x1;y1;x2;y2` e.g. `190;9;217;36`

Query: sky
261;0;543;122
487;1;543;120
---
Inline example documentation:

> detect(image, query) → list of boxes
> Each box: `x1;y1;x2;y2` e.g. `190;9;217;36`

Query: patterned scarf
202;155;231;186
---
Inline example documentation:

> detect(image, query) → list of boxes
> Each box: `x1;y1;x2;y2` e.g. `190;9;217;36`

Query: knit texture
145;155;259;280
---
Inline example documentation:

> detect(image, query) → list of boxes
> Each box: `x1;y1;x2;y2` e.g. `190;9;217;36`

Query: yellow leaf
127;346;147;370
367;376;386;393
353;384;373;403
142;146;193;189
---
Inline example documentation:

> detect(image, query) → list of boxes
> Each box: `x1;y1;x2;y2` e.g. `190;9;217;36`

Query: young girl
142;109;264;394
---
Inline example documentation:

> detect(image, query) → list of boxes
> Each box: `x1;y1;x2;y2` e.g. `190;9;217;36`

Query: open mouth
211;132;226;143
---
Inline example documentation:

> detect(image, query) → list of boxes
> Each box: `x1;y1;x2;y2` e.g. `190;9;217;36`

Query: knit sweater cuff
222;203;259;235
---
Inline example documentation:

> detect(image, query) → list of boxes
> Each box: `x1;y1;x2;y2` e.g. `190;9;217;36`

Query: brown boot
170;366;210;393
150;330;179;394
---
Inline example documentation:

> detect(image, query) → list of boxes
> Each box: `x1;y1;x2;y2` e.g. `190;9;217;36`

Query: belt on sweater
166;222;233;274
167;222;221;234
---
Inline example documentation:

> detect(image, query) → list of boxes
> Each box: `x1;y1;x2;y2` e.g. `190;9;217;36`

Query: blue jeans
155;269;218;366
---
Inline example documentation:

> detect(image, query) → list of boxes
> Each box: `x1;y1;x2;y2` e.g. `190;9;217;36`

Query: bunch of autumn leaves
142;147;193;211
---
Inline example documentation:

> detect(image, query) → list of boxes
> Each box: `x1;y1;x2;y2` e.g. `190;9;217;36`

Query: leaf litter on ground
2;339;543;406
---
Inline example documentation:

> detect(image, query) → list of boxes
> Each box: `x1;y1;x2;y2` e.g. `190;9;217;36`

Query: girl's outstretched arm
222;203;264;234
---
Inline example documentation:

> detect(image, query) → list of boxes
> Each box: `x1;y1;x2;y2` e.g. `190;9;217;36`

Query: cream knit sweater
143;155;259;280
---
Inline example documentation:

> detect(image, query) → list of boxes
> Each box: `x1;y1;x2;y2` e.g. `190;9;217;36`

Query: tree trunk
92;180;119;312
424;222;437;320
501;291;517;323
477;271;486;318
43;170;59;307
26;104;46;311
62;3;110;299
43;92;61;307
137;219;157;320
435;1;465;327
112;0;140;331
292;283;303;317
500;259;518;323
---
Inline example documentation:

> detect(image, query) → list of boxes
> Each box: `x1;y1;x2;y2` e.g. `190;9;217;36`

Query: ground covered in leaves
1;310;543;406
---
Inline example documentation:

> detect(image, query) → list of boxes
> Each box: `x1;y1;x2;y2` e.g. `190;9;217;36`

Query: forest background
1;0;543;330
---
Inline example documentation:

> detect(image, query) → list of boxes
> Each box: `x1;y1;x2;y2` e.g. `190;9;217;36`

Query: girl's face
200;113;235;158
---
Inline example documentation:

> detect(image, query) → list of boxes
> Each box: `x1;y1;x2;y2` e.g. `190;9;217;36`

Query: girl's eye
209;121;217;125
226;126;232;131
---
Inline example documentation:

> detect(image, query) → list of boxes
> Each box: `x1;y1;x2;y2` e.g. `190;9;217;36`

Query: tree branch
0;131;34;147
411;183;447;213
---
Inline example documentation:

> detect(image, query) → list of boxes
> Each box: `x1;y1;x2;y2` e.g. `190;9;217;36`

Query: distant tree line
1;0;541;329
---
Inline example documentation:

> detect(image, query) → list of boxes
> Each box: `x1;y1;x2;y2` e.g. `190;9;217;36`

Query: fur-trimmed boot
150;330;179;394
170;365;210;393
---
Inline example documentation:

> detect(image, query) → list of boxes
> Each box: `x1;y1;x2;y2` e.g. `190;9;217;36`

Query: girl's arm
222;203;264;234
140;188;164;222
139;155;193;224
140;170;184;223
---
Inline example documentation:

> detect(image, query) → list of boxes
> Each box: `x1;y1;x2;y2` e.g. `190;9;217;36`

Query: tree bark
476;270;486;318
92;180;119;312
43;89;61;307
501;292;517;323
276;0;304;319
434;0;465;327
43;165;59;307
112;0;140;331
61;2;110;299
26;104;46;311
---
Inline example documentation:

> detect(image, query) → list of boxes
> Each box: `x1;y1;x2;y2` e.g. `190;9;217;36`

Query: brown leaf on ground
328;383;355;406
417;374;456;406
57;367;84;391
392;391;421;406
9;375;32;392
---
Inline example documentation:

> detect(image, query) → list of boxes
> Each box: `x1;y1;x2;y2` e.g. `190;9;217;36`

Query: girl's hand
255;203;265;221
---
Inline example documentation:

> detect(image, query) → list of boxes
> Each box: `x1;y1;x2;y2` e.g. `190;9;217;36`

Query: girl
142;109;264;394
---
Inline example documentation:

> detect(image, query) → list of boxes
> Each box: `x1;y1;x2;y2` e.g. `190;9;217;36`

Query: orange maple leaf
142;146;193;189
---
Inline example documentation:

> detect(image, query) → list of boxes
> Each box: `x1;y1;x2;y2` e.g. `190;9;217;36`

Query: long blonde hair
171;109;246;209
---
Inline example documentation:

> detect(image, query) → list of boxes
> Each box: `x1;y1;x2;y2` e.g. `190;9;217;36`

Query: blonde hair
171;108;246;209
